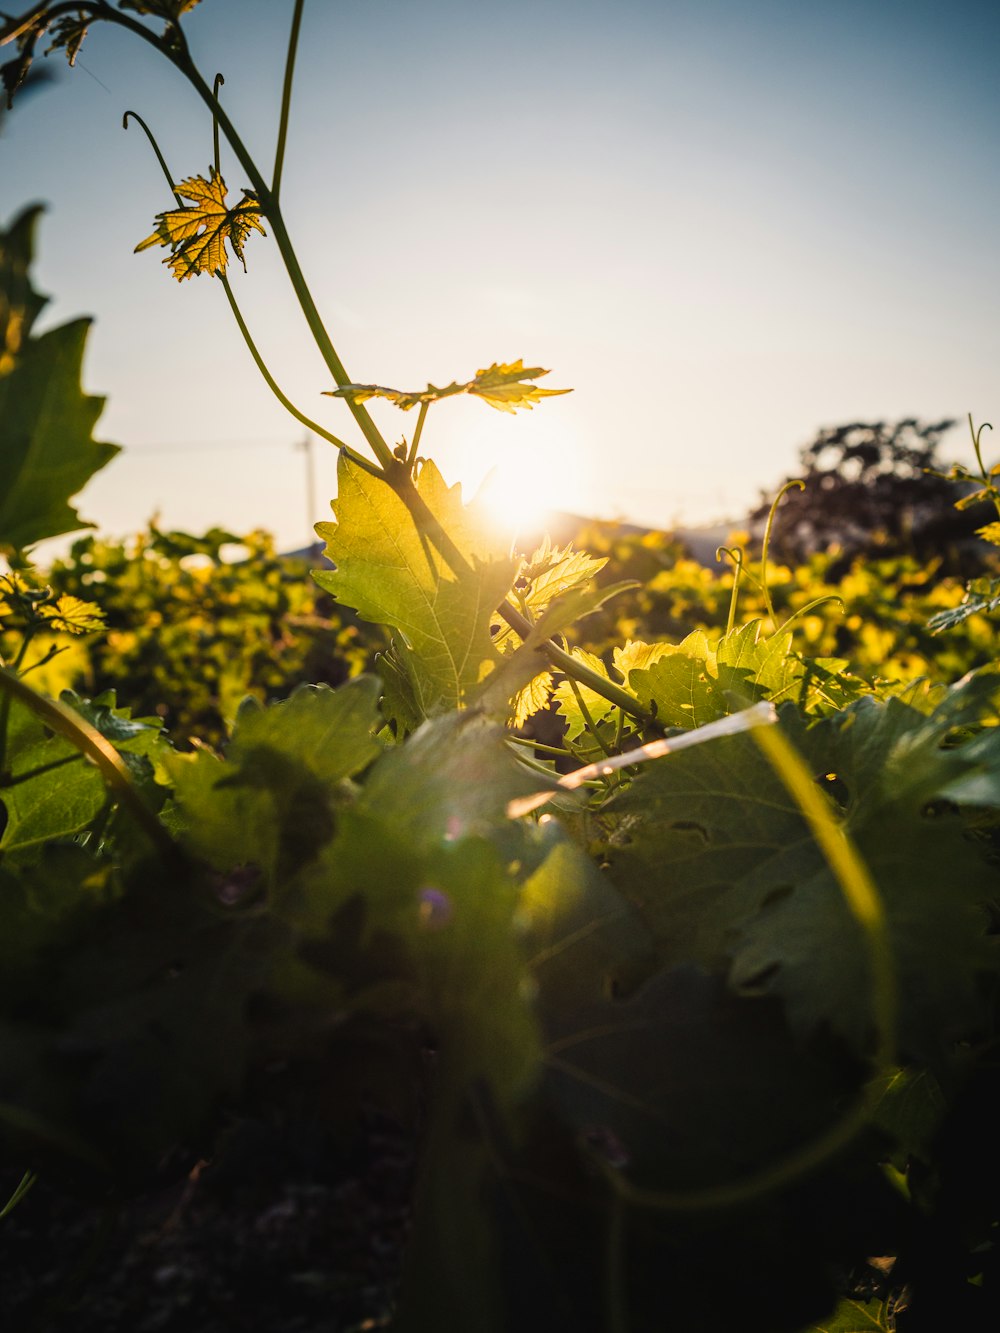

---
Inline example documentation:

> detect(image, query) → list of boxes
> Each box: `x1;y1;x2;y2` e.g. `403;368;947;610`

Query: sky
3;0;999;555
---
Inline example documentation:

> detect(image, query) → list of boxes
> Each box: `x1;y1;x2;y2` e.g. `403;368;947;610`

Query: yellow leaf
612;639;676;680
494;540;607;652
135;169;266;281
327;357;571;414
39;594;105;635
510;670;554;729
467;360;572;414
553;648;615;740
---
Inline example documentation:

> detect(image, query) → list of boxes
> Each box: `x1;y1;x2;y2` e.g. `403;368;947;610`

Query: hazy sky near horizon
3;0;999;553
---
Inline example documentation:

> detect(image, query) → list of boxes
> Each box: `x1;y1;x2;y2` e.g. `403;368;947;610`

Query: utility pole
295;432;317;550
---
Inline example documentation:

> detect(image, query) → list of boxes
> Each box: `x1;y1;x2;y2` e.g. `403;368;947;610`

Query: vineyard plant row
2;4;1000;1331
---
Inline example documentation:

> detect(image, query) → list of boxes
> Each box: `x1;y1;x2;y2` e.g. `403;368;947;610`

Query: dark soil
1;1112;412;1333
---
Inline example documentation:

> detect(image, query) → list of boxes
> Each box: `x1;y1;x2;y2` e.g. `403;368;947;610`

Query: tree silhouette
752;418;991;569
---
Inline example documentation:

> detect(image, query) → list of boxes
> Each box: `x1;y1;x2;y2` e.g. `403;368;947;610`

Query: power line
126;439;301;455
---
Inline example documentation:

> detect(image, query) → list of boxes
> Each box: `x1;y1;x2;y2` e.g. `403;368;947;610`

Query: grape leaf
328;358;570;414
491;540;608;653
488;545;634;726
135;169;265;280
46;14;90;65
865;1065;948;1168
39;594;104;634
0;204;46;376
315;455;517;721
279;720;550;1333
803;1297;893;1332
166;678;383;886
552;647;616;738
928;576;1000;632
0;206;118;550
606;683;1000;1064
519;842;859;1194
0;845;117;1003
612;638;675;677
0;691;167;858
0;854;271;1184
628;623;867;729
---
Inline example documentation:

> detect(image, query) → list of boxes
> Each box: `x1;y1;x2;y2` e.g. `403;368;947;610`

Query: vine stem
169;47;397;470
122;110;183;206
385;466;659;726
123;94;366;470
716;545;744;637
406;400;429;468
0;666;180;863
211;72;224;175
272;0;305;201
218;273;367;459
759;479;804;630
107;0;656;728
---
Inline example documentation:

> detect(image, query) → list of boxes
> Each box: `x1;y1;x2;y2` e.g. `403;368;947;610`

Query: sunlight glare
474;416;591;550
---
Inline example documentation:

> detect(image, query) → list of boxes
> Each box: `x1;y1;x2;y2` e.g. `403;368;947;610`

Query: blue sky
3;0;999;552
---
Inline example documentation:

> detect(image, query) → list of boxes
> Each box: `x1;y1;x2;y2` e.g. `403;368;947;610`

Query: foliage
2;8;1000;1333
14;525;374;747
747;418;990;567
927;416;1000;634
570;522;999;691
0;206;118;551
329;358;571;414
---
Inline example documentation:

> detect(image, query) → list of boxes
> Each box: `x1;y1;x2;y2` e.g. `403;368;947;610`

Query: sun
473;416;590;549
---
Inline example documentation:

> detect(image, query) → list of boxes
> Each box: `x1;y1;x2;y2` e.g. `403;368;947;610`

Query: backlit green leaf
329;358;570;414
802;1296;894;1332
166;677;383;885
0;204;46;376
315;455;516;722
0;209;117;551
608;682;1000;1063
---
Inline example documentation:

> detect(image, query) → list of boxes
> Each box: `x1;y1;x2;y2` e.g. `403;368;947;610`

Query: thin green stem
716;545;744;637
272;0;305;201
567;674;615;759
407;400;429;469
0;1169;37;1220
780;595;845;635
613;704;627;754
20;644;69;677
760;479;804;630
122;109;183;204
969;412;993;481
0;666;180;863
211;72;224;176
167;48;396;470
107;1;658;727
968;414;1000;520
217;273;358;455
506;735;573;759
